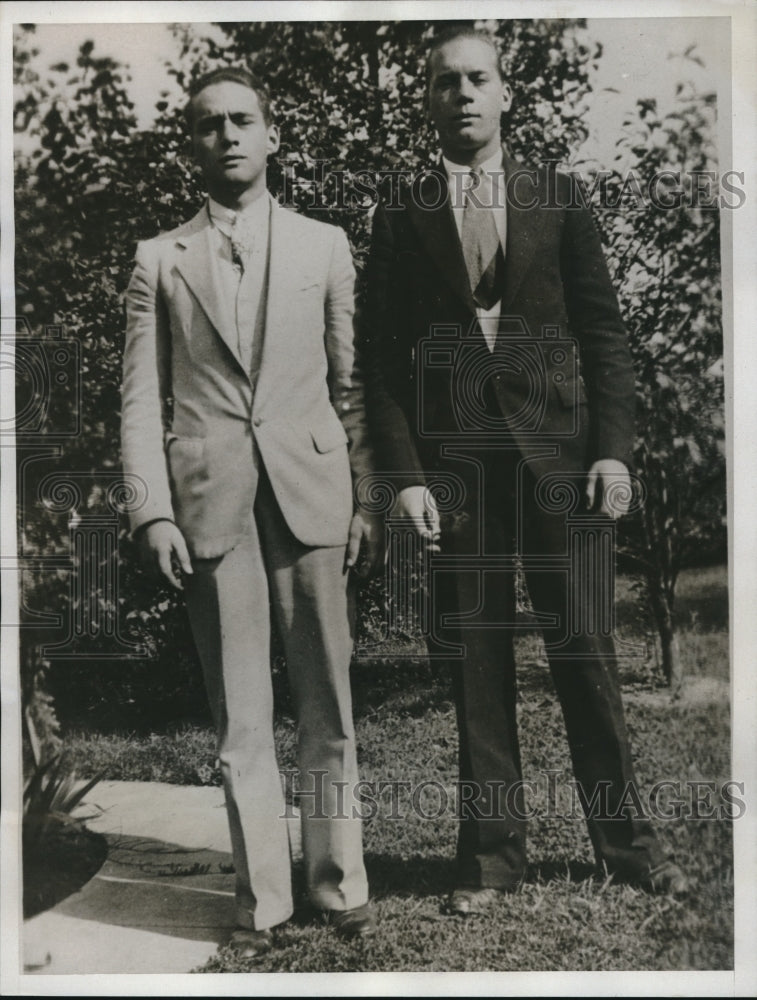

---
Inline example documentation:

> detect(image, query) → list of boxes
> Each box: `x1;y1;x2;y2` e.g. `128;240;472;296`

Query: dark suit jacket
363;149;635;491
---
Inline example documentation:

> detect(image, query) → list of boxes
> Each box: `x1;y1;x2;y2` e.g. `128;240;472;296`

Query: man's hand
139;521;193;590
345;511;385;578
585;459;632;519
392;485;441;552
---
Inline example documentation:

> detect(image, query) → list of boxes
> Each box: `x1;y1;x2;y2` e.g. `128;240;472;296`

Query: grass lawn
61;566;733;972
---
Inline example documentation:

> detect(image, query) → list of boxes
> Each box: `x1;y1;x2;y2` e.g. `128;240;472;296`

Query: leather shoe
326;902;377;939
226;927;273;959
637;861;689;896
447;887;502;916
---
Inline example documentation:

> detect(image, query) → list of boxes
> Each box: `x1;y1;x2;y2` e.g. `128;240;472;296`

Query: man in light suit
364;26;688;914
121;66;379;956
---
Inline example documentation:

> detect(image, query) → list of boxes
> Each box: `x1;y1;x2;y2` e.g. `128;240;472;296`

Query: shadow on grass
359;853;598;900
614;565;728;632
526;859;597;886
673;583;729;631
52;832;237;944
365;853;452;898
24;818;109;919
350;658;455;720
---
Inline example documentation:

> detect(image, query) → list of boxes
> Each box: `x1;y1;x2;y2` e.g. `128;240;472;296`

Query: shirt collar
207;190;271;239
442;147;504;182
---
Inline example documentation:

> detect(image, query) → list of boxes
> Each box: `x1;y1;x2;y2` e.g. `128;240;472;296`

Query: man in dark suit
122;67;379;956
364;26;688;913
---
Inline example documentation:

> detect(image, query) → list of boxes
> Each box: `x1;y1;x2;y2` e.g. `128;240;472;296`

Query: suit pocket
166;434;204;453
167;437;207;492
167;432;255;545
311;417;349;453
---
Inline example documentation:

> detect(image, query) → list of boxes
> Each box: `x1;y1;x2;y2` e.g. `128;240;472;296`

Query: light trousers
184;469;368;930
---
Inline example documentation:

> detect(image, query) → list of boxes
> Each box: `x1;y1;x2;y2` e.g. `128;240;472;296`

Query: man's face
426;38;512;159
190;81;279;196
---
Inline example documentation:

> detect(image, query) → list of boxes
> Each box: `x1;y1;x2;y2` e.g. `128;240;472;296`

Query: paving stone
23;781;302;975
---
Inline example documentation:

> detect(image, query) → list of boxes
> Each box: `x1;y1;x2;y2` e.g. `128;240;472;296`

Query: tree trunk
657;604;683;694
647;580;683;694
637;444;684;693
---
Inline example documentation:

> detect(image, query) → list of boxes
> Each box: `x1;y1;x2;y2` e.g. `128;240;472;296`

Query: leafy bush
13;19;725;737
23;754;101;847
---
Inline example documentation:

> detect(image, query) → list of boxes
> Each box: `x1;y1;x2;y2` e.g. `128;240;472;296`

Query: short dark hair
184;66;273;129
425;26;505;86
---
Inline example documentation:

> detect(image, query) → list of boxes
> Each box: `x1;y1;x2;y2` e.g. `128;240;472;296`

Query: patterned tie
229;210;264;373
230;213;255;272
461;169;503;310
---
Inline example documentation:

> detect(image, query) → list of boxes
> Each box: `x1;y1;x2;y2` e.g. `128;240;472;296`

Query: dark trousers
429;449;665;889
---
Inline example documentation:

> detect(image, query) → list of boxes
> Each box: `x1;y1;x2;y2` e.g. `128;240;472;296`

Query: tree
14;28;206;747
589;78;725;688
13;18;602;736
12;19;723;735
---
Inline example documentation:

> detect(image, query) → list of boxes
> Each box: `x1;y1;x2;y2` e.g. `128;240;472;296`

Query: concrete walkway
22;781;301;975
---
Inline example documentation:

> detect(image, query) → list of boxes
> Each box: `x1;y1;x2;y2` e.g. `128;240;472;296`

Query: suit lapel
407;152;551;321
173;205;244;371
406;168;479;317
500;149;549;311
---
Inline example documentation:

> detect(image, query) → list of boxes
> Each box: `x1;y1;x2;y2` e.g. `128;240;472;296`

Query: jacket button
253;417;263;427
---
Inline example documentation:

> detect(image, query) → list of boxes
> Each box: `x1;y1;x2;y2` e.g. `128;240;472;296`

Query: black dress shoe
226;927;273;959
637;861;689;896
326;902;377;939
447;887;502;916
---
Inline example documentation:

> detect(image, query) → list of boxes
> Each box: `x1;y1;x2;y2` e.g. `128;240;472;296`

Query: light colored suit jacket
121;195;373;559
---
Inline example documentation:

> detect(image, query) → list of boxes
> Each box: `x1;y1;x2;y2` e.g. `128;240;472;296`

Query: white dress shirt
443;149;507;352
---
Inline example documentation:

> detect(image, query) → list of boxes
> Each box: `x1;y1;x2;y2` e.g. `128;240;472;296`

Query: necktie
229;210;264;373
230;213;255;272
461;169;503;310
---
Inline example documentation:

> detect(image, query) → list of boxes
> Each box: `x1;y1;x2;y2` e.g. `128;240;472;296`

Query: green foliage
23;661;62;763
174;19;597;248
13;20;724;719
62;726;224;785
13;19;598;727
23;754;102;848
591;76;725;683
